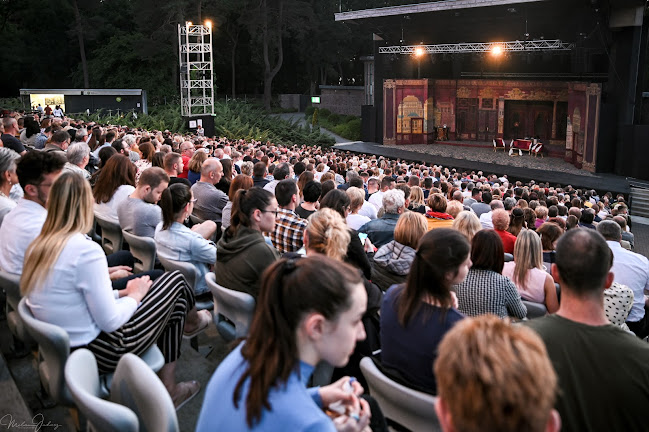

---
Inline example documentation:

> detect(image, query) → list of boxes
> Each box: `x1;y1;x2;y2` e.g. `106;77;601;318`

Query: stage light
187;21;193;27
205;20;212;28
414;47;425;57
491;45;503;56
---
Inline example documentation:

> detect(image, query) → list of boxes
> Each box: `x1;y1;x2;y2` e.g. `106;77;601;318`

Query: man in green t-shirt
524;229;649;432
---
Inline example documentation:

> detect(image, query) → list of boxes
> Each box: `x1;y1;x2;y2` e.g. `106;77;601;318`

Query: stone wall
319;86;364;117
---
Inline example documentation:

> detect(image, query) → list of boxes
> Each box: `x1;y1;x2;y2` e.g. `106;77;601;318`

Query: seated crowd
0;111;648;431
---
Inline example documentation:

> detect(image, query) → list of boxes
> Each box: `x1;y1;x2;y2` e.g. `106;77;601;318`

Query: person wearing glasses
215;187;280;299
155;183;217;298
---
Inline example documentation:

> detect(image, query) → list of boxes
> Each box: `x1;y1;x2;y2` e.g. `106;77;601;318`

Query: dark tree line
0;0;414;109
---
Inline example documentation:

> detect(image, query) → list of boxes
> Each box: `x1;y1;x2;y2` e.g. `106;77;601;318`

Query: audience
3;115;648;430
221;174;254;231
454;229;527;319
196;256;370;431
370;212;427;292
380;228;470;394
155;183;217;297
524;229;649;431
503;229;559;313
269;179;308;254
435;315;560;432
22;172;206;408
0;148;20;226
215;187;280;299
117;167;169;238
191;158;227;224
93;154;136;221
358;189;405;249
597;220;649;338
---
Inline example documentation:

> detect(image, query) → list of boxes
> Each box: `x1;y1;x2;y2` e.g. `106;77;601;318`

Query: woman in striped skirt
21;171;208;408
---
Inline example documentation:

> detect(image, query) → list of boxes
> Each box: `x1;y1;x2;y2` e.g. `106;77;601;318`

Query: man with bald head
179;141;195;178
191;158;228;223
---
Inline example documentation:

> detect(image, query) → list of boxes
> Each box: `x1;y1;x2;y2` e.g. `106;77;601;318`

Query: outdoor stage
333;141;630;196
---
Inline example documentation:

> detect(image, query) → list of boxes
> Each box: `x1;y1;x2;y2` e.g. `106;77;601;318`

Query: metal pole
209;24;214;115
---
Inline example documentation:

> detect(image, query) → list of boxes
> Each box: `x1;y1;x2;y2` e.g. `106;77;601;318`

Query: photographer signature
0;413;61;431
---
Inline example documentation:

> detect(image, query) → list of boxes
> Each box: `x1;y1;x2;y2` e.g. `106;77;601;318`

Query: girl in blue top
196;256;372;431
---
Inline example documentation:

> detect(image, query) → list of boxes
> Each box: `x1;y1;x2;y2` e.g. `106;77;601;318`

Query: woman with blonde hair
187;150;207;186
408;186;426;213
371;212;428;291
452;210;482;242
22;172;206;408
346;186;371;231
502;229;559;313
304;208;351;261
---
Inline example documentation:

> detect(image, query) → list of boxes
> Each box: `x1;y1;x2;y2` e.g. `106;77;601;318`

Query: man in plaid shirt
269;179;308;254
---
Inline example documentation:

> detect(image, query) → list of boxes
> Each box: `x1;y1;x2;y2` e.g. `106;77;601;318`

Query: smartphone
358;233;368;246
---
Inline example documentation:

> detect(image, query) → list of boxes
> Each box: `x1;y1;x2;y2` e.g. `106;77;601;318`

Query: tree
70;0;89;88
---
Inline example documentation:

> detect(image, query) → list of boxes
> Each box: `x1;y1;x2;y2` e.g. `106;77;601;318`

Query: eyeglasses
260;209;280;216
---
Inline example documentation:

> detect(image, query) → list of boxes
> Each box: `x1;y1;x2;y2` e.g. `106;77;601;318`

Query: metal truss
379;39;574;55
178;22;214;117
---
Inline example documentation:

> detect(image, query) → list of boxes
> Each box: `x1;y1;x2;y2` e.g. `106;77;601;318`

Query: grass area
305;107;361;141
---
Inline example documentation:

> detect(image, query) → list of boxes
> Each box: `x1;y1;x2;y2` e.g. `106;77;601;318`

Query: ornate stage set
337;0;648;179
382;78;601;172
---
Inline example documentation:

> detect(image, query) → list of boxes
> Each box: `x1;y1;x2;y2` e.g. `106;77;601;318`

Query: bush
318;108;332;118
327;113;342;124
333;118;361;141
305;106;316;117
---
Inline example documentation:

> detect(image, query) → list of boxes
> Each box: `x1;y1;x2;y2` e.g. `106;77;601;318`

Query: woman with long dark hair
197;256;371;431
215;158;234;195
214;187;280;299
155;183;217;298
380;228;471;394
93;154;135;221
454;229;527;319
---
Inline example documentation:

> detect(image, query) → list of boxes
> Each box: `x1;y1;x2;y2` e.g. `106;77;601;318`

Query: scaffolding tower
178;22;214;117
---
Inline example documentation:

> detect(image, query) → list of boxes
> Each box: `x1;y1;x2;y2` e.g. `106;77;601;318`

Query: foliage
307;109;361;141
215;102;334;147
304;106;316;117
0;98;25;111
0;0;370;105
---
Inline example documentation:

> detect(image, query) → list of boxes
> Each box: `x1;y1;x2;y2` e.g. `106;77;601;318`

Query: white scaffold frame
178;22;215;117
379;39;574;55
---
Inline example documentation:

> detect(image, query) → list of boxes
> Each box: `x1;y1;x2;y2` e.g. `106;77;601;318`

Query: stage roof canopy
335;0;645;47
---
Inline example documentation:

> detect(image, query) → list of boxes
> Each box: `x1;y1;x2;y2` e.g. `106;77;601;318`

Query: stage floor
334;141;630;195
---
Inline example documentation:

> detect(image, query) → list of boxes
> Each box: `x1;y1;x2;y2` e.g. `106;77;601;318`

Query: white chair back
360;357;441;432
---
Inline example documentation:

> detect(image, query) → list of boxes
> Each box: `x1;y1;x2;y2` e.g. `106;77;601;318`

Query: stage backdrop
383;79;600;172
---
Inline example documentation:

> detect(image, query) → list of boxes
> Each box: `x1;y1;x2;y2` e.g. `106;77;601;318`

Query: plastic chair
522;300;548;319
0;270;34;349
94;212;124;255
111;353;179;432
205;273;256;342
156;256;213;350
18;298;165;405
156;256;213;311
65;349;139;432
122;230;156;273
360;357;441;432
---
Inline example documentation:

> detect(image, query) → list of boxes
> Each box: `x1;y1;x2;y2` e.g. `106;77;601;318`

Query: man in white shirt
597;221;649;338
368;176;395;210
263;162;290;195
0;151;65;274
479;200;504;229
